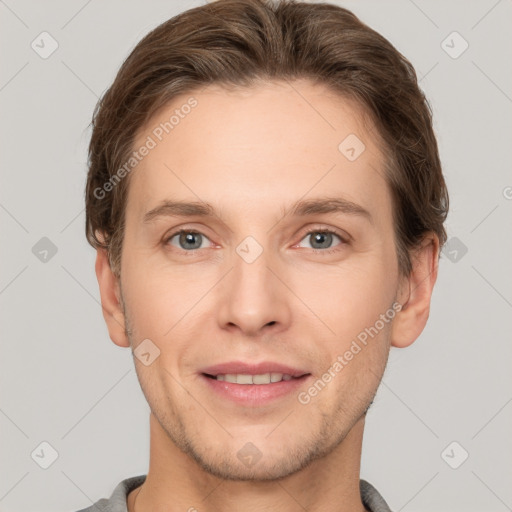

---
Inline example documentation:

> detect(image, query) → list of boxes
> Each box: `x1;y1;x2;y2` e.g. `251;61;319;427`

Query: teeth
215;372;295;384
236;374;253;384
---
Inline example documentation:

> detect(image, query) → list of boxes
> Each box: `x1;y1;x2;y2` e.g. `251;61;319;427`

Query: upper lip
200;361;310;377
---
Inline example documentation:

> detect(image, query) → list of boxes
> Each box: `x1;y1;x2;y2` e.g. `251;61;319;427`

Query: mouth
200;373;311;406
199;362;312;406
199;361;310;379
202;372;306;384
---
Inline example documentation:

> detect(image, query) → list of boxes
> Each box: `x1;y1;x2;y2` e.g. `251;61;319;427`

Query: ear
391;233;440;348
95;246;130;348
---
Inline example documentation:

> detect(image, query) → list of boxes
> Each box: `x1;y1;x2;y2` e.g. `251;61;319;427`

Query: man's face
117;80;403;480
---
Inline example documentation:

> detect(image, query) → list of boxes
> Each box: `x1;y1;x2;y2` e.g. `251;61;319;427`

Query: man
80;0;449;510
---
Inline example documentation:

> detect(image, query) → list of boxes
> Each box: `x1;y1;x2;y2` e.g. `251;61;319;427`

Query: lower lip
200;374;311;406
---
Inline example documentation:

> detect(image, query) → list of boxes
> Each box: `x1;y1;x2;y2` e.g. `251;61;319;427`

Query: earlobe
390;234;440;348
95;247;130;348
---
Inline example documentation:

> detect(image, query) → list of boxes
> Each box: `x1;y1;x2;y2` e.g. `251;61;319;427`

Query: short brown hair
85;0;449;277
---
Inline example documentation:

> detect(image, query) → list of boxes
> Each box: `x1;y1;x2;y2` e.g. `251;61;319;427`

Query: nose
216;244;292;338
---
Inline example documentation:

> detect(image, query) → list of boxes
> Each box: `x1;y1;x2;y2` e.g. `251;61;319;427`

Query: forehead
126;80;391;225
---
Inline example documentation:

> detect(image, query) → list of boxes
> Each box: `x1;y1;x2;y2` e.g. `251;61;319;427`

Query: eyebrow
143;196;373;224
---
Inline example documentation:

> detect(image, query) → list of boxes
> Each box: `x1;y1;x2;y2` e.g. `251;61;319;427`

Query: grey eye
168;231;210;250
298;231;343;250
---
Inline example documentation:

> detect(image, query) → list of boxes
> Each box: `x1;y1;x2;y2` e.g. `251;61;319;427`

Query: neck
128;413;368;512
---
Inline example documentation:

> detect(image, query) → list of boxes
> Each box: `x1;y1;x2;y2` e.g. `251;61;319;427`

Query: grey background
1;0;511;511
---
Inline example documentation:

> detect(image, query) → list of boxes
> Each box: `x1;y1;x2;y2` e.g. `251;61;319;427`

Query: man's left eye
297;230;346;251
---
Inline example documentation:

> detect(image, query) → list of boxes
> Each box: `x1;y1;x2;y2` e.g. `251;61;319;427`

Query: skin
95;79;439;512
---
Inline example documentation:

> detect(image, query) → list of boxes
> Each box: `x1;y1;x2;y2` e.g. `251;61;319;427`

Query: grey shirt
75;475;393;512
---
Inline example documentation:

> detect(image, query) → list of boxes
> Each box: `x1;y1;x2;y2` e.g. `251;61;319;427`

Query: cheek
312;269;394;409
302;254;397;350
121;251;206;332
120;261;216;379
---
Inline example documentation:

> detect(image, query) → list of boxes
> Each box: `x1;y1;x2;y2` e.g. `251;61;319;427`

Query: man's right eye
165;230;212;251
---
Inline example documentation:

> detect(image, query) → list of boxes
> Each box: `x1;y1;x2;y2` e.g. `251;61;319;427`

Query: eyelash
163;226;349;255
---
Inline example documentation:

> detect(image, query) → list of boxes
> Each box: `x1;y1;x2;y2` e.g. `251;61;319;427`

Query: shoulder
360;479;394;512
73;475;147;512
